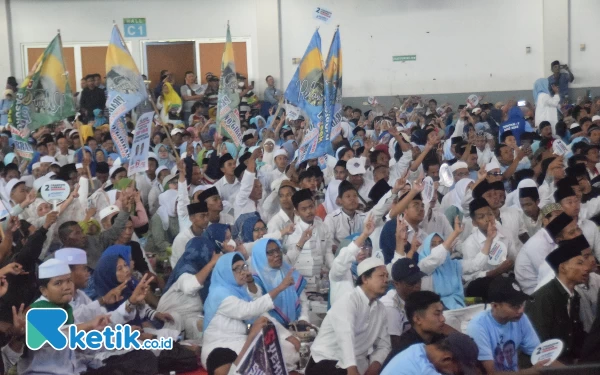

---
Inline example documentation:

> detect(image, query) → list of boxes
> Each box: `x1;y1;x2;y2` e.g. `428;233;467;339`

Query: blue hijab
232;212;260;241
380;219;398;264
420;233;465;310
280;140;296;160
224;142;239;160
203;223;230;247
75;146;97;176
93;245;137;312
203;252;252;331
251;239;306;325
164;236;217;302
533;78;550;103
153;143;174;168
351;136;364;148
241;215;264;243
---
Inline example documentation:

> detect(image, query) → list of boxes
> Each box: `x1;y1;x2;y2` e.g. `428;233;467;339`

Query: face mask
227;239;236;248
461;189;474;213
238;82;245;88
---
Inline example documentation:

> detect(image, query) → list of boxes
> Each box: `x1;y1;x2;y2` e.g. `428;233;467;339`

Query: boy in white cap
306;258;391;375
346;157;374;205
16;259;111;375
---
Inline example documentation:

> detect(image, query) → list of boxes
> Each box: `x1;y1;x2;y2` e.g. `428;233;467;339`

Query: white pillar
255;0;282;95
0;0;13;77
542;0;570;76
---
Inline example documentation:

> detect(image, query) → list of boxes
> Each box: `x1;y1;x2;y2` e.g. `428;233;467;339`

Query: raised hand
90;315;111;331
12;303;25;336
453;216;465;234
279;269;295;290
43;211;59;229
280;222;295;236
103;280;128;305
0;263;27;277
395;217;408;242
363;214;376;237
486;221;497;240
300;225;314;244
0;277;8;297
129;273;155;305
478;164;487;180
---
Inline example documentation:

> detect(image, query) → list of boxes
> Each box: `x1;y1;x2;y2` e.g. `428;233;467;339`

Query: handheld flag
106;25;147;161
325;28;343;142
284;30;325;164
9;33;75;149
217;23;243;147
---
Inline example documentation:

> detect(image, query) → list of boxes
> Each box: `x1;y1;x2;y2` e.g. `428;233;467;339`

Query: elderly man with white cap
306;257;391;375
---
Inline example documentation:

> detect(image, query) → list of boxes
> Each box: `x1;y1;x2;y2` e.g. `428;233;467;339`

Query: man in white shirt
380;258;426;348
324;179;396;248
55;135;75;166
346;157;374;205
490;181;528;251
170;202;210;267
306;258;391;375
515;207;579;294
233;150;264;220
518;186;542;236
266;181;296;236
213;153;241;205
261;149;288;196
283;189;333;289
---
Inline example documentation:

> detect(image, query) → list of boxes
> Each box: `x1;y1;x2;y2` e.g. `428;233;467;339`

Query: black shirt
80;87;106;115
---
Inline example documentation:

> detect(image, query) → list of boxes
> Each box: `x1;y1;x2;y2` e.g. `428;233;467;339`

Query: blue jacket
0;99;13;125
499;107;533;146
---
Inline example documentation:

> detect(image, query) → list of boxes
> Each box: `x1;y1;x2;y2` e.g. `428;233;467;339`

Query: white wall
8;0;268;90
0;0;12;77
281;0;545;97
569;0;600;89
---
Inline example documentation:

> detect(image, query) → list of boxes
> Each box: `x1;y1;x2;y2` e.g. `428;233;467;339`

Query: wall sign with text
123;18;147;37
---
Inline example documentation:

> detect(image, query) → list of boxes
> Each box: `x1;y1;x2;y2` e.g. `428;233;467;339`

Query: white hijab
505;178;538;209
324;180;341;213
447;178;474;213
262;138;277;166
156;189;178;230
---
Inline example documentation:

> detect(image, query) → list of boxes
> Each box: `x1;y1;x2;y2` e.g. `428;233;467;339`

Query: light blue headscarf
351;136;364;148
224;141;239;160
533;78;551;104
251;238;306;324
420;233;465;310
203;252;252;331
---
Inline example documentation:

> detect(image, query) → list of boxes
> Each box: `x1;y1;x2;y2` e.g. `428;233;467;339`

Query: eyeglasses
266;249;282;257
487;172;503;176
253;226;268;233
232;264;249;274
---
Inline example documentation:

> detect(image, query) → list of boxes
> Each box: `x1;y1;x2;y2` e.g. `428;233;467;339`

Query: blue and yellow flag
284;30;325;163
9;33;75;146
325;28;343;142
106;25;147;160
217;24;243;147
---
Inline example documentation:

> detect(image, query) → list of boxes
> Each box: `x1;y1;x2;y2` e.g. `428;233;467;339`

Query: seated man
381;332;479;375
382;291;448;368
467;276;542;373
306;259;390;375
526;236;594;364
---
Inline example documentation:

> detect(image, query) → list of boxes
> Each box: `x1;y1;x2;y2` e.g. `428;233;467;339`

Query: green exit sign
393;55;416;62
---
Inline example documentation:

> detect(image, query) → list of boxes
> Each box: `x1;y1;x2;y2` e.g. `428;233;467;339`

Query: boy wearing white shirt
233;150;264;220
306;258;391;375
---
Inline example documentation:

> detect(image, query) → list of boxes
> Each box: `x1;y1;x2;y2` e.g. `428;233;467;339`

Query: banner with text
237;324;287;375
128;112;153;176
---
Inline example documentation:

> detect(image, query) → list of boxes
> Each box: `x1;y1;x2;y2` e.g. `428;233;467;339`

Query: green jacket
525;278;585;364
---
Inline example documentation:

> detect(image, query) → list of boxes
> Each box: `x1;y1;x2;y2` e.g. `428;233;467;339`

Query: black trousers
305;357;348;375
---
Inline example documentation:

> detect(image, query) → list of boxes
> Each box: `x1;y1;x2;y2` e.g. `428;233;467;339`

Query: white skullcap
357;257;385;276
485;159;501;172
450;161;468;173
99;205;120;220
32;162;41;170
38;259;71;279
55;248;87;265
76;163;83;170
40;156;56;164
5;178;23;198
274;149;288;159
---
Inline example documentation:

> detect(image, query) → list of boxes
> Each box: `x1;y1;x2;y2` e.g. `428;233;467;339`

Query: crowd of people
0;58;597;374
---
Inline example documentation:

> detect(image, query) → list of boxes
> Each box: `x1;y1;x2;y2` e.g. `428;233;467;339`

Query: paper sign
128;111;153;177
237;324;288;375
488;241;507;266
439;163;454;188
552;139;569;156
314;7;332;23
466;94;480;109
286;104;301;120
422;177;435;202
40;180;71;205
531;339;564;366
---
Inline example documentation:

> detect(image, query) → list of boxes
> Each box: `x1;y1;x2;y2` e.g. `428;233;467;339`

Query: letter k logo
26;308;69;350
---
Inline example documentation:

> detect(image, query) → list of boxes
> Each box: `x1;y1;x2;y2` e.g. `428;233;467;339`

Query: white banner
128;112;153;177
286;104;301;120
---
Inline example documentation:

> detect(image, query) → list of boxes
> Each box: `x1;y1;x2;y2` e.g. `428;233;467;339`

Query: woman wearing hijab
261;138;277;168
201;252;299;369
94;245;173;324
534;78;561;132
158;82;182;123
250;238;309;325
146;189;179;256
171;223;234;270
153;143;176;170
441;178;475;225
157;233;229;340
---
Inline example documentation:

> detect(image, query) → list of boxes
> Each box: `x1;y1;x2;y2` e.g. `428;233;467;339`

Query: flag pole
145;87;180;162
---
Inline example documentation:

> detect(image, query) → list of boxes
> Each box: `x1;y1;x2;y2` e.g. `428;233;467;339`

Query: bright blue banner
325;28;343;142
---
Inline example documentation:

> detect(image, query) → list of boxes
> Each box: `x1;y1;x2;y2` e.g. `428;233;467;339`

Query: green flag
10;34;75;138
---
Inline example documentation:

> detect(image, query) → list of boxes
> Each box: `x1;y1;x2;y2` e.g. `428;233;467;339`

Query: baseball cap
356;257;384;277
171;128;183;136
487;277;532;305
346;157;366;175
99;205;120;220
391;258;426;284
446;333;480;375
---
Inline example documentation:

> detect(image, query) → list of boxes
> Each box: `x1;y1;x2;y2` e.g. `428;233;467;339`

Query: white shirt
214;175;241;205
55;149;75;166
261;168;285;196
514;229;556;295
380;289;410;337
462;226;516;283
389;150;413;187
499;206;527;251
324;190;394;247
522;211;542;237
170;227;196;267
233;170;263;220
310;286;391;373
476;146;493;166
534;92;561;132
156;272;204;340
267;209;294;243
329;241;361;306
357;179;375;204
579;217;600;261
538;180;556;208
71;289;135;326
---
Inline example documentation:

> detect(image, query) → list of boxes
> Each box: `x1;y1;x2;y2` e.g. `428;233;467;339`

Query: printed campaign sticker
531;339;564;366
466;94;480;109
552;139;569;156
488;241;507;266
422;176;435;202
40;180;71;205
